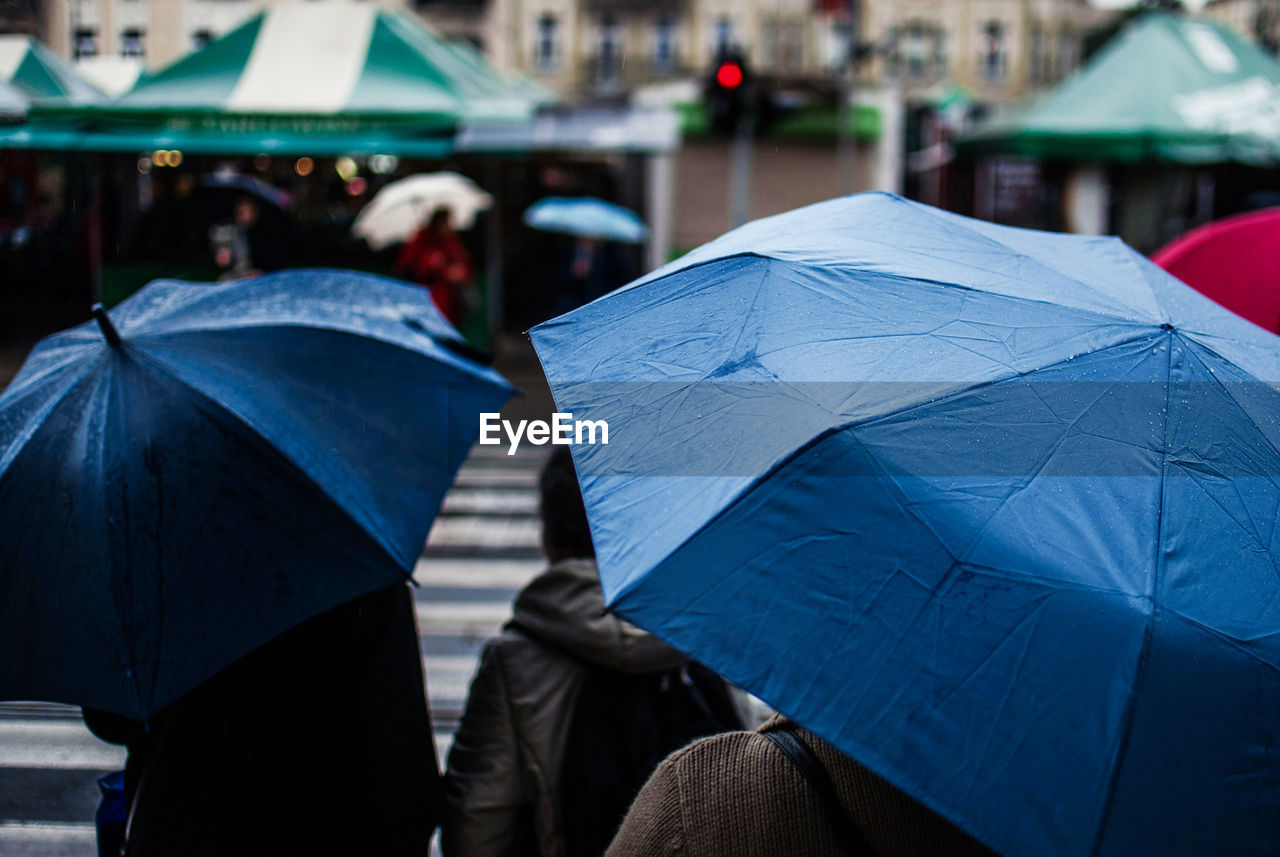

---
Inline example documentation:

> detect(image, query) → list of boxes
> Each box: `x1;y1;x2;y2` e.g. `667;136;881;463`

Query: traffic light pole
729;113;753;229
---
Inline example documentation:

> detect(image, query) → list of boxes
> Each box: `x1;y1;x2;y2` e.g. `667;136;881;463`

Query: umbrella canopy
964;14;1280;164
1152;207;1280;333
524;196;649;243
0;34;105;105
353;172;492;250
26;1;540;156
530;192;1280;857
0;269;513;720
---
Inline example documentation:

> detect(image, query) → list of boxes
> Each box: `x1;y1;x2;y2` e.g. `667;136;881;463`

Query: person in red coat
395;206;474;327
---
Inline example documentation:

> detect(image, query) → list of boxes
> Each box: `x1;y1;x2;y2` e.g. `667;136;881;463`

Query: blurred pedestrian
83;582;442;857
210;195;288;279
606;715;997;857
394;206;474;327
443;448;743;857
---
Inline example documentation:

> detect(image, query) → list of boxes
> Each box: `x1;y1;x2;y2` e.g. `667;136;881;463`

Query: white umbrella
353;172;492;250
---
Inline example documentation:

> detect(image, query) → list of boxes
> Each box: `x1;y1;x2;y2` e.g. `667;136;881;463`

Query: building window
891;21;944;81
763;17;804;72
714;16;733;60
980;21;1005;82
1029;22;1046;86
826;19;853;70
781;20;803;71
74;27;97;60
1057;28;1078;79
653;16;677;74
535;13;558;72
598;14;622;84
905;23;927;78
120;28;144;58
192;29;214;51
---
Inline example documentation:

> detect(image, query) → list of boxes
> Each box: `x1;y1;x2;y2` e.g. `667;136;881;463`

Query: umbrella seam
1088;328;1173;856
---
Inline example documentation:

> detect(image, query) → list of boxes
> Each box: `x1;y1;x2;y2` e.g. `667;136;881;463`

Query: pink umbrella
1151;208;1280;334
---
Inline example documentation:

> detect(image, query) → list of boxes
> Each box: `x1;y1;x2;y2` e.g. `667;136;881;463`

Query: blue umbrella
0;269;513;720
531;193;1280;857
524;196;648;243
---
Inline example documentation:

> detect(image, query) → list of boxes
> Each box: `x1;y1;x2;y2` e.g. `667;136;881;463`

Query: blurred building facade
1204;0;1280;52
26;0;1102;106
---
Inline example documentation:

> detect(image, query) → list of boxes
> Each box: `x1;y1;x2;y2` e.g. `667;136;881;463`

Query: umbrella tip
91;303;122;348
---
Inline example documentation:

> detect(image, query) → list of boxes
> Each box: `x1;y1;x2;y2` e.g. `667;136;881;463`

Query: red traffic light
715;61;744;89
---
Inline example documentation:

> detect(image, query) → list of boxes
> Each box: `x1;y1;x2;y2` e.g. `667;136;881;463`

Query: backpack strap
762;725;877;856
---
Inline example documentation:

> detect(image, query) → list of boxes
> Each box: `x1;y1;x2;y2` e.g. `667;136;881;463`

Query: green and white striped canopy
28;1;545;156
964;14;1280;164
0;35;105;105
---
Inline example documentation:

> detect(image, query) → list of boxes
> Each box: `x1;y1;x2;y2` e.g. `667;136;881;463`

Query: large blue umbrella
0;269;513;720
530;193;1280;857
523;196;648;243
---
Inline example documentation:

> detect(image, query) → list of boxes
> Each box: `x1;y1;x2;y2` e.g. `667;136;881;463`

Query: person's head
234;196;259;227
426;206;453;235
539;446;594;562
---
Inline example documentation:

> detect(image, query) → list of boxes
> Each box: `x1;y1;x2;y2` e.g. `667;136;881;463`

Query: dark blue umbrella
531;193;1280;856
0;269;512;720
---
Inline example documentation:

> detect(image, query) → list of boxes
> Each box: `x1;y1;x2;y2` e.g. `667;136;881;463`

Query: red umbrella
1151;208;1280;334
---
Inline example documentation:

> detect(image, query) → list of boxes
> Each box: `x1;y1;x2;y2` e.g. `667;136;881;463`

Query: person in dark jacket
443;448;743;857
83;582;441;857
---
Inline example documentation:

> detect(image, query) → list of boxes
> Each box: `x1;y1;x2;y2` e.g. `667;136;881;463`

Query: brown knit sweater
605;717;998;857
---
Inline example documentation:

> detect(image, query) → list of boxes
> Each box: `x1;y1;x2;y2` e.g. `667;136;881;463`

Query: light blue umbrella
0;269;513;719
531;193;1280;857
524;196;648;243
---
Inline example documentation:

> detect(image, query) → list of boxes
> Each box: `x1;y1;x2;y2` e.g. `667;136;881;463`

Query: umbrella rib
1089;328;1173;856
907;197;1165;321
0;357;98;472
1163;608;1280;673
132;318;499;388
1176;334;1280;468
601;252;1160;330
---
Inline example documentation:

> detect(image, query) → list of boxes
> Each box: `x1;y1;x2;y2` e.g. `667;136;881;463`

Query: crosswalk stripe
426;515;540;549
413;557;542;588
441;489;538;516
0;722;125;769
415;601;513;634
0;821;97;850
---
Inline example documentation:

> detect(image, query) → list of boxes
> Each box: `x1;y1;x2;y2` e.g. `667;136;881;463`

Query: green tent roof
963;14;1280;164
24;1;544;156
0;35;105;105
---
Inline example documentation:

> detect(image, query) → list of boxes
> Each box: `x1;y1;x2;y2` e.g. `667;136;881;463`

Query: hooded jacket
442;557;688;857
